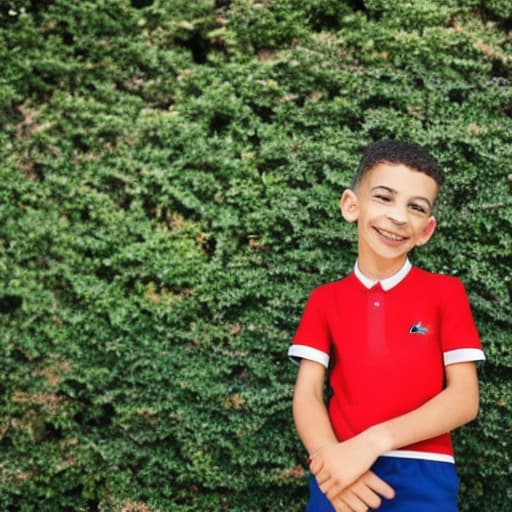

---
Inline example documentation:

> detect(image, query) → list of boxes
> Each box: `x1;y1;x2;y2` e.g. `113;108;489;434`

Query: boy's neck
356;255;409;282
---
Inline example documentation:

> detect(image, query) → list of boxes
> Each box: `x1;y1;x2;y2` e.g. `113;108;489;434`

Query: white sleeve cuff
288;345;330;368
444;348;486;365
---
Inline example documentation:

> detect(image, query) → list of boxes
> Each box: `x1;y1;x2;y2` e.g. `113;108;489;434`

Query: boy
288;140;485;512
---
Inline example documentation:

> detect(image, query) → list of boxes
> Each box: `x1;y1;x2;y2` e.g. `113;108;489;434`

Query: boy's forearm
364;362;479;454
293;388;338;455
292;359;340;455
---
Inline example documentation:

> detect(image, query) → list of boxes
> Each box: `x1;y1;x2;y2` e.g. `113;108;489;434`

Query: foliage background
0;0;511;510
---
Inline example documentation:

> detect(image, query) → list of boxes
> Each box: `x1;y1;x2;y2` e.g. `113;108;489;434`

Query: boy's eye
373;194;391;202
409;203;428;214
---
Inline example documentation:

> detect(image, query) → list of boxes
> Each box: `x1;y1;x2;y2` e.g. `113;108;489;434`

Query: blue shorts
306;456;460;511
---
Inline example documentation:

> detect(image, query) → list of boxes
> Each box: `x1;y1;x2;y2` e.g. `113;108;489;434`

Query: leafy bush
1;1;510;510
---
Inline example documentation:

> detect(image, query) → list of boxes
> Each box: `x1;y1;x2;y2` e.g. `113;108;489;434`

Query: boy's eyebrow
371;185;434;211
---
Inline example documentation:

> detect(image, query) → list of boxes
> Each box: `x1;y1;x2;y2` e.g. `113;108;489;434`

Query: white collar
354;259;412;291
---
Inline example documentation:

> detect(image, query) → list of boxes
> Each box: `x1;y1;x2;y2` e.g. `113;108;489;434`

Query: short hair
353;139;444;189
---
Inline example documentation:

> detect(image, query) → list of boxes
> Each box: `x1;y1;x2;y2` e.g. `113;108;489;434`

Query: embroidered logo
409;322;428;335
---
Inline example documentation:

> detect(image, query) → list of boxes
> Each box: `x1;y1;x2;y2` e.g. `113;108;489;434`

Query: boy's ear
340;189;359;222
415;216;437;246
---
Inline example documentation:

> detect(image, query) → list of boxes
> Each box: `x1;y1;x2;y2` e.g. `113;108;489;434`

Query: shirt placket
367;283;386;358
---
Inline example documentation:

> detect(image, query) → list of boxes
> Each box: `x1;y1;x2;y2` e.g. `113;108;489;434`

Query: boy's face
340;162;438;270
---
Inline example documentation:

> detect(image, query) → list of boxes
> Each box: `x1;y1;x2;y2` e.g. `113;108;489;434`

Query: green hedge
1;1;511;510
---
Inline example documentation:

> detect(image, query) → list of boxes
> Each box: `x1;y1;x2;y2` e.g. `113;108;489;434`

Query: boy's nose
387;205;408;224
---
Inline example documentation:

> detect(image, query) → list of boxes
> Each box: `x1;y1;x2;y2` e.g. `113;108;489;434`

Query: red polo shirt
289;261;485;462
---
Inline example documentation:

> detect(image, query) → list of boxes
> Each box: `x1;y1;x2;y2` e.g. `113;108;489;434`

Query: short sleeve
288;287;331;368
440;278;485;365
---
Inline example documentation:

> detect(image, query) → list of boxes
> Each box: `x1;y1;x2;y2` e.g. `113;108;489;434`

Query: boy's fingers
325;481;346;500
331;499;352;512
349;483;382;510
327;471;395;511
308;454;322;475
332;500;354;512
333;490;370;512
362;471;395;499
318;471;349;497
318;476;336;495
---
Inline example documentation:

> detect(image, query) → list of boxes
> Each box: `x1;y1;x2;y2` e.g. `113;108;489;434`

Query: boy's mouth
375;227;407;242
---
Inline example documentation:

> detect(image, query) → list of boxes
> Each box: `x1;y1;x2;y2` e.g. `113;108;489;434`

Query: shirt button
373;301;381;307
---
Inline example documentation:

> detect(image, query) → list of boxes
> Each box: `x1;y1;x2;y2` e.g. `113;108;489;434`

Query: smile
375;227;407;242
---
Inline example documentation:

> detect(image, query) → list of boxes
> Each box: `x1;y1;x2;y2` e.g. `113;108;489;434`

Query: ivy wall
0;1;511;510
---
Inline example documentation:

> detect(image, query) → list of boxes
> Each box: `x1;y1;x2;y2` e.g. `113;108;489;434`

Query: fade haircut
352;139;444;189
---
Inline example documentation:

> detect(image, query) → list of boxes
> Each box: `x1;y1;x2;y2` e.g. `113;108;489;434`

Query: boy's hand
308;431;386;499
330;471;395;512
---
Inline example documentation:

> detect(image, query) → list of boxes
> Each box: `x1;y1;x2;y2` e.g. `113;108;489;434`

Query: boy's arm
310;361;480;500
293;359;395;509
292;358;338;453
370;361;479;451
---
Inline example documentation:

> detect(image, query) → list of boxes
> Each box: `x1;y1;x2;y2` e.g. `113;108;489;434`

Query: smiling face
340;162;438;279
